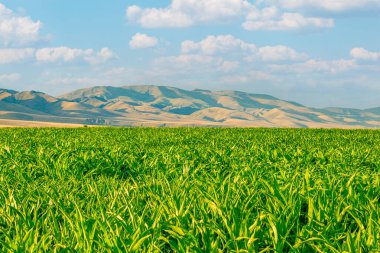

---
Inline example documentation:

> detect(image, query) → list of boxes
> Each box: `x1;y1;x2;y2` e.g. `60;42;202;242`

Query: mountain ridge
1;85;379;128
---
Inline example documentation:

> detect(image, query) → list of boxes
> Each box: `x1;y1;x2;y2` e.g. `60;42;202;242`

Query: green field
0;128;379;252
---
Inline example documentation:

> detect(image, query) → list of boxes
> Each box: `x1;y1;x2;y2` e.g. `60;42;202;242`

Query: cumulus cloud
275;0;380;12
126;0;380;32
154;54;240;73
85;48;117;64
126;0;250;28
0;3;42;45
153;39;374;88
170;0;250;21
220;61;240;71
256;46;307;61
350;47;380;61
0;47;116;65
36;47;93;63
126;5;193;28
243;6;334;31
35;47;116;64
181;35;256;55
0;48;35;64
181;35;307;62
270;59;357;73
152;34;309;80
0;73;21;82
129;33;158;49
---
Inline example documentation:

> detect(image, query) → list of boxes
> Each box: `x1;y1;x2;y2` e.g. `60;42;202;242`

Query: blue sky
0;0;380;108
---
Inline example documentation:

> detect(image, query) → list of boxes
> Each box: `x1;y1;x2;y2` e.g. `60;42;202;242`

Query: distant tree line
85;118;109;125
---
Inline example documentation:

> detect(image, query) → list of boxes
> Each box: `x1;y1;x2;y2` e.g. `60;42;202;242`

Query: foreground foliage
0;128;379;252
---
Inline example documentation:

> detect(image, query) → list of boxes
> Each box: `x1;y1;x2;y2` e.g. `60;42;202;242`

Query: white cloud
153;35;308;79
220;61;240;71
0;47;116;65
0;73;21;82
126;5;193;28
154;54;238;73
36;47;93;63
126;0;380;32
126;0;339;31
85;48;117;64
126;6;143;21
181;35;256;55
151;40;373;89
243;6;334;31
181;35;306;62
350;47;380;61
35;47;116;64
0;3;42;45
0;48;35;64
170;0;250;21
270;59;357;73
257;46;308;61
276;0;380;12
126;0;250;28
129;33;158;49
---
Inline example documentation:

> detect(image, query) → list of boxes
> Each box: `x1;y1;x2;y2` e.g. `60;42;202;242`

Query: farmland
0;128;379;252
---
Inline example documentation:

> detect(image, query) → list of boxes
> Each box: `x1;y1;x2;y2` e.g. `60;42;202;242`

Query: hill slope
0;85;379;128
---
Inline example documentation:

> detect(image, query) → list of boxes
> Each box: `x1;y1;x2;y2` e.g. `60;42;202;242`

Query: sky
0;0;380;109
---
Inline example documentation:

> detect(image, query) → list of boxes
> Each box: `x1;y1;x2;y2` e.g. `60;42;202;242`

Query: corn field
0;128;379;252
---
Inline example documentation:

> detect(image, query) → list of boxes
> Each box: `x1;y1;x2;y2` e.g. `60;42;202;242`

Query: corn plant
0;128;379;252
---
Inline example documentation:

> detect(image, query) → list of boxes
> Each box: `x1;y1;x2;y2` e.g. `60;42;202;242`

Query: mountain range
0;85;379;128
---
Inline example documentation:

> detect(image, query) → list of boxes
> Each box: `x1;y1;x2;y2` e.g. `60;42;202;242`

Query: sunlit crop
0;128;379;252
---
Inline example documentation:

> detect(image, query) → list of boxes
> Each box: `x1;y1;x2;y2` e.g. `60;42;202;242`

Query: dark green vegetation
0;128;379;252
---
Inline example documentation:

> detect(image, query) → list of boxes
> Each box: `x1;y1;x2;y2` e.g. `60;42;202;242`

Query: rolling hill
0;85;379;128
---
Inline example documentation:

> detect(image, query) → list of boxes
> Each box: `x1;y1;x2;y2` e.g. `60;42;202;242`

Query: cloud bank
0;3;43;45
129;33;158;49
127;0;380;31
